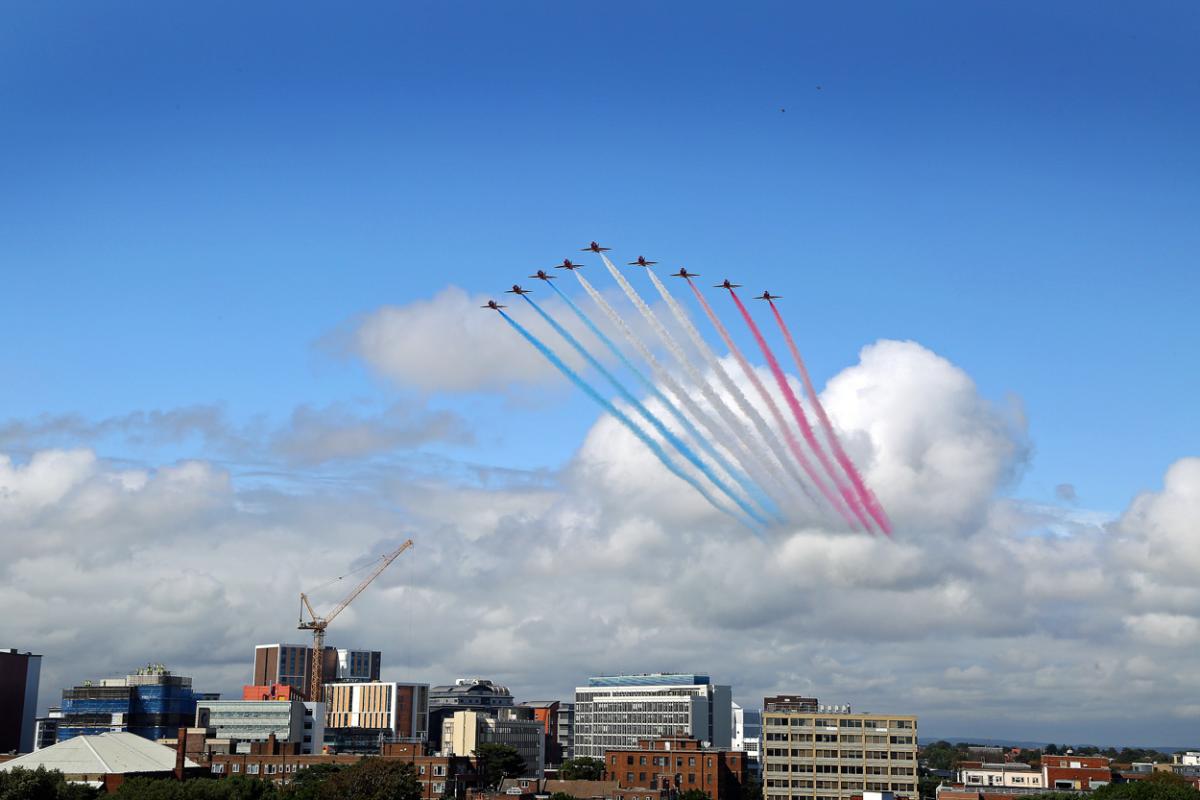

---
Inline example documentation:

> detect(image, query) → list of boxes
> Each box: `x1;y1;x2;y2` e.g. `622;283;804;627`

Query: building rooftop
0;732;199;776
587;673;711;687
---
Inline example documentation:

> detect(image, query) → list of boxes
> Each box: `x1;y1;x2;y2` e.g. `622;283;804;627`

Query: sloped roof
0;732;199;776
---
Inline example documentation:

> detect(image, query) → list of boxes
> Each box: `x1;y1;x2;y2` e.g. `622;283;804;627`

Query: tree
475;744;526;790
920;741;959;772
558;758;606;782
114;775;278;800
316;758;421;800
283;764;346;800
677;790;711;800
0;767;99;800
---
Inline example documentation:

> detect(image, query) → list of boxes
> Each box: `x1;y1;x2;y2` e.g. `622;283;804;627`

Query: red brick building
206;738;479;799
241;683;299;701
604;736;745;800
1042;755;1112;791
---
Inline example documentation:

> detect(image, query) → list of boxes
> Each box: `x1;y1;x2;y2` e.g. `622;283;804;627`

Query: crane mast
298;538;413;702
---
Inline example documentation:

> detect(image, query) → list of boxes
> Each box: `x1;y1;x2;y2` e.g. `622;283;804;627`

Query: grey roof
0;732;199;776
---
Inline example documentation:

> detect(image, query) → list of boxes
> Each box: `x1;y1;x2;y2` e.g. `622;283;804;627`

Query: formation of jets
481;243;779;311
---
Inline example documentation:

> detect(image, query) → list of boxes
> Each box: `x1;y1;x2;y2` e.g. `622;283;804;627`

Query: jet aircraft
555;259;584;270
529;270;557;281
627;256;657;267
670;268;700;279
754;291;782;300
713;279;742;289
581;241;611;253
505;285;532;295
481;300;507;310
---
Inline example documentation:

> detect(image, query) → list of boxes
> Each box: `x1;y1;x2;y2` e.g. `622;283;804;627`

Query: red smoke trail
728;288;875;532
768;300;893;535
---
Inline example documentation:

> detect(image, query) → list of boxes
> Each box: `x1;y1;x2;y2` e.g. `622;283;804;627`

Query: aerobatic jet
670;268;700;278
505;285;532;295
528;270;557;281
627;255;657;267
713;279;742;289
555;259;584;270
481;300;507;310
754;291;782;300
581;241;611;253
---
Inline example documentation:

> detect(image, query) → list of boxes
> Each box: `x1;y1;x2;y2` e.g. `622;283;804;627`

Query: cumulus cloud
3;339;1199;745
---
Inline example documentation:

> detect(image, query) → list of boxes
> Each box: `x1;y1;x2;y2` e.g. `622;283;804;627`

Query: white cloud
3;339;1199;745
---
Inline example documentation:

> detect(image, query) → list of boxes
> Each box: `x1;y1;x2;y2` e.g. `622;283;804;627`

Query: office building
33;708;62;751
733;703;763;778
557;702;575;761
323;681;429;753
58;664;198;742
429;678;513;743
252;644;381;699
519;700;561;764
442;708;545;777
761;702;918;800
0;649;41;753
573;673;732;759
1041;755;1111;791
959;763;1044;789
197;699;325;755
604;735;745;800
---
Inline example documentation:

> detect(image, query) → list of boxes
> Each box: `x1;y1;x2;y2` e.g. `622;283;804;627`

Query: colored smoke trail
682;276;842;521
572;268;794;515
498;310;757;531
545;280;782;523
646;268;825;517
519;295;768;529
596;254;797;510
768;300;893;535
727;289;873;531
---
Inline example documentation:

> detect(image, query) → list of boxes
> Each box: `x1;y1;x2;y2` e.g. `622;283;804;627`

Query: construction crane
298;538;414;702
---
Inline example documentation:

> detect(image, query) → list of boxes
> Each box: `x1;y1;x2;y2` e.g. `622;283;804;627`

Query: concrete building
958;763;1044;789
242;683;301;701
33;708;62;751
732;703;762;778
760;702;918;800
519;700;562;764
323;681;429;753
442;708;545;777
429;678;514;744
604;734;745;800
573;673;733;759
58;665;198;743
557;702;575;761
196;699;325;755
252;644;381;699
0;648;41;754
1175;753;1200;767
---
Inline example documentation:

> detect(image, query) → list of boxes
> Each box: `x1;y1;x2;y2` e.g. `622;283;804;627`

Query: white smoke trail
644;268;826;515
595;254;810;515
573;271;795;516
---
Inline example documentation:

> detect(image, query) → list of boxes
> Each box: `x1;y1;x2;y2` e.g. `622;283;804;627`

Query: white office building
573;673;732;759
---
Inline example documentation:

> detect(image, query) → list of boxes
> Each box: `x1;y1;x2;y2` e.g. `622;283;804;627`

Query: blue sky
4;0;1200;745
4;1;1196;512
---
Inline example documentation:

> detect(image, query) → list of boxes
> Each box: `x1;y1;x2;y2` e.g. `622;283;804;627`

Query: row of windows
623;772;712;786
765;718;914;729
613;755;715;768
764;779;917;791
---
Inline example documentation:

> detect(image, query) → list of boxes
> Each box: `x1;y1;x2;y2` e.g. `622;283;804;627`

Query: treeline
920;740;1181;771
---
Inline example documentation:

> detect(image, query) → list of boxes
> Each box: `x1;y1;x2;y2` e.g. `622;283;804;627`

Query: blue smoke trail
498;310;758;533
546;280;781;523
520;294;768;529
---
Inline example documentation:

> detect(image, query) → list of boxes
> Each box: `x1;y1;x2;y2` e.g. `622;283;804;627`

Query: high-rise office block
573;673;732;759
0;649;41;753
323;681;429;753
252;644;380;699
58;665;198;742
760;702;918;800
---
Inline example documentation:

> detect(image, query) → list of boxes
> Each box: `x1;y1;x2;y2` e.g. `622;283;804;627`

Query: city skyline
3;1;1199;751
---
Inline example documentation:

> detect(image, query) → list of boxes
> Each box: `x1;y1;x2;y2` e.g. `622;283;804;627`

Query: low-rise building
207;738;478;799
958;763;1044;790
196;699;325;754
1041;755;1111;791
0;731;202;791
604;735;745;800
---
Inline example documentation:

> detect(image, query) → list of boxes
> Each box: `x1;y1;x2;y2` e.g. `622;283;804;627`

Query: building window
420;766;427;775
211;764;224;774
688;757;695;767
248;764;259;775
232;764;240;773
434;765;446;777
